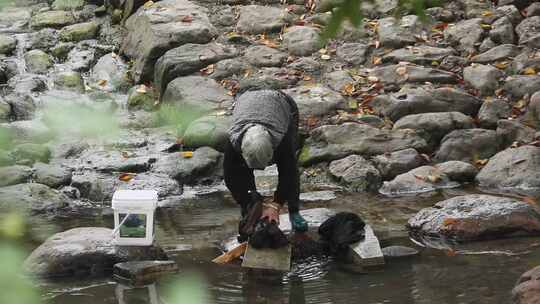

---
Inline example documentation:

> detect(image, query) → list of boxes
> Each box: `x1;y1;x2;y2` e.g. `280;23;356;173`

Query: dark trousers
223;94;300;216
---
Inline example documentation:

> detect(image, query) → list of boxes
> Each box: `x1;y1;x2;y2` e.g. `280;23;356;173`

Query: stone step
348;225;385;268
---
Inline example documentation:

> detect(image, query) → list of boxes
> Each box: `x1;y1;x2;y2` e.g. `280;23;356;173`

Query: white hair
241;125;273;169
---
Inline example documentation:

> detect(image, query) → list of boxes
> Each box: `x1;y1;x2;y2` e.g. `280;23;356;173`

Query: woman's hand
261;200;281;224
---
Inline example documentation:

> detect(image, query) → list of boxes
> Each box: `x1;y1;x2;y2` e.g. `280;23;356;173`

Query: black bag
318;212;366;255
249;218;289;249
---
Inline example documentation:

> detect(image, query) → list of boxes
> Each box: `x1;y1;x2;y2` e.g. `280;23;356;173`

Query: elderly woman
224;89;308;241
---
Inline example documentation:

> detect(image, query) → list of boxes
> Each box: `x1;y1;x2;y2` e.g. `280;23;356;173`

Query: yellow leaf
523;67;537;75
143;0;154;7
372;56;382;65
480;24;492;30
367;76;379;82
181;151;194;158
494;62;508;69
303;75;312;81
396;66;407;76
481;11;493;17
97;79;107;86
320;54;331;60
119;173;135;182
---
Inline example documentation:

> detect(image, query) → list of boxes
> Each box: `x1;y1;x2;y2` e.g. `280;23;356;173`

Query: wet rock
379;166;459;196
33;163;72;188
24;50;52;74
479;38;497;53
329;155;382;192
523;91;540;128
51;42;75;61
371;87;481;122
183;114;232;152
0;98;10;123
71;171;116;201
244;45;287;67
12;143;51;165
28;29;59;52
434;129;500;162
477;98;512;129
476;145;540;195
526;2;540;17
30;10;76;30
52;0;85;10
510;49;540;75
355;114;385;128
444;18;484;54
515;16;540;46
336;43;369;65
2;93;36;121
73;149;153;173
370;64;457;87
382;246;419;258
299;190;337;203
435;161;478;183
210;6;236;27
0;150;15;167
496;119;536;148
239;73;290;92
210;58;251;81
0;7;31;29
152;147;222;184
127;85;157;111
283;85;347;117
0;165;33;187
154;43;237;96
116;173;183;198
471;44;521;63
121;0;217;83
495;5;523;25
393;112;475;149
65;46;97;72
162;76;233;113
59;21;99;42
324;70;353;92
0;34;16;55
426;7;456;22
23;227;168;278
371;148;425;181
283;26;321;56
463;63;504;96
288;57;322;74
503;75;540;99
113;260;178;283
382;46;454;65
489;16;515;44
462;0;491;18
407;194;540;241
1;120;52;145
512;266;540;304
377;16;419;48
0;183;69;214
90;53;129;92
53;71;85;93
299;123;428;166
236;5;293;34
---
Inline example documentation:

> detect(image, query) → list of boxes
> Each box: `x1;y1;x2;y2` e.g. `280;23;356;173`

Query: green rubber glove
289;212;308;232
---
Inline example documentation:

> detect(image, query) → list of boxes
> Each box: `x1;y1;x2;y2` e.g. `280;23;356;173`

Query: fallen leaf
303;75;312;81
446;249;457;257
319;48;327;54
426;174;442;183
372;56;382;65
474;159;488;167
143;0;154;7
480;24;492;30
181;15;193;23
413;174;425;181
396;66;407;76
521;196;538;206
119;173;135;182
321;54;331;60
97;79;107;86
443;218;458;226
523;67;537;75
181;151;194;158
494;62;508;69
367;76;379;82
341;83;355;95
136;84;148;94
200;64;215;75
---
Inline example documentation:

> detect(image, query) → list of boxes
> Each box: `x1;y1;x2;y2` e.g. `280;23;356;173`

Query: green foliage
165;272;210;304
0;0;15;10
154;104;205;138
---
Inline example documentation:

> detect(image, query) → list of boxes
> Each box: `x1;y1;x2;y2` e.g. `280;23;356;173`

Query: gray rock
244;45;287;67
370;64;457;86
210;58;251;80
444;18;484;53
0;120;51;144
478;98;512;129
356;114;385;128
434;129;500;162
462;0;491;18
239;69;292;92
382;46;455;65
479;38;497;53
0;165;32;187
393;112;475;148
0;183;69;214
510;49;540;75
471;44;521;63
30;10;76;30
52;0;85;10
407;194;540;241
23;227;168;278
512;266;540;304
121;0;217;83
299;123;428;166
90;53;129;92
283;26;321;56
463;64;504;96
51;42;75;61
29;29;59;52
503;75;540;99
329;155;382;192
382;246;419;258
0;150;15;167
12;143;51;165
59;21;99;42
435;161;478;182
299;190;337;203
236;5;293;34
72;149;153;173
33;163;72;188
495;5;523;25
152;146;222;184
287;57;321;74
489;16;515;44
116;173;183;198
0;34;16;55
162;76;233;113
523;91;540;128
53;71;85;93
496;119;536;148
371;148;425;180
371;87;481;122
379;166;459;196
60;185;80;199
336;43;369;65
24;50;53;74
183;114;232;152
526;2;540;17
210;6;236;27
0;7;31;30
113;260;178;283
324;70;353;92
283;85;347;117
154;43;237;96
65;46;97;72
377;16;419;48
515;16;540;45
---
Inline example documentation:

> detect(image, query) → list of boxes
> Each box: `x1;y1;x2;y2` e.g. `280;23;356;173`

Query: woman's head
241;124;273;169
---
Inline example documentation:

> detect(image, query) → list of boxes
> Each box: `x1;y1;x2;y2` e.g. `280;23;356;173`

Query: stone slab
241;244;292;272
349;225;385;267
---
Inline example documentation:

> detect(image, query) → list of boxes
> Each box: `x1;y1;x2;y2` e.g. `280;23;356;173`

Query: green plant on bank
154;104;205;139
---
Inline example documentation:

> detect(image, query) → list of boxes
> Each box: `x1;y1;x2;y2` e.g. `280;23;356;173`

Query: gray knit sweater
228;90;292;151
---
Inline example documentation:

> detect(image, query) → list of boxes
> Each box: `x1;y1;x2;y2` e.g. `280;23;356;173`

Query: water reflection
115;283;160;304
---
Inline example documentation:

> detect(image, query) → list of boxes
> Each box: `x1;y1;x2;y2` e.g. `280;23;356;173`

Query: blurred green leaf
165;272;209;304
0;243;41;304
154;104;205;138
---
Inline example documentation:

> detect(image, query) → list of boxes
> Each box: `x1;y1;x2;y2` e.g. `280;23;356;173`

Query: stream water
32;190;540;304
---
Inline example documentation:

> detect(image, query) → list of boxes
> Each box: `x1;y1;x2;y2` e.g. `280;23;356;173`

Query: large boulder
336;43;369;65
152;147;222;184
489;16;515;44
154;43;237;96
283;85;347;117
0;183;69;214
435;161;478;183
444;18;484;54
369;64;457;86
23;228;168;278
463;64;504;96
33;163;72;188
53;71;85;93
24;50;53;74
30;10;76;30
503;76;540;99
0;34;17;55
90;53;130;92
244;45;287;67
379;166;459;196
236;5;293;34
59;21;99;42
283;26;321;56
120;0;217;83
515;16;540;46
299;123;428;166
513;266;540;304
0;165;33;187
377;16;419;48
328;155;382;192
407;194;540;241
434;129;500;162
371;148;425;180
476;145;540;196
471;44;521;63
497;119;536;148
523;91;540;129
371;87;481;122
161;76;233;113
477;98;512;129
182;114;232;152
